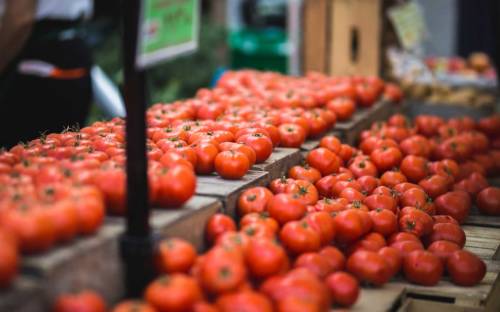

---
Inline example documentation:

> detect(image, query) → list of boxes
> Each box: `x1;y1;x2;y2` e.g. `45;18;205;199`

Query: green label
137;0;199;69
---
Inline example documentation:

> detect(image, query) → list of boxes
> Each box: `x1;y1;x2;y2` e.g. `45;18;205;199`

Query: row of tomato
52;111;500;311
0;71;400;293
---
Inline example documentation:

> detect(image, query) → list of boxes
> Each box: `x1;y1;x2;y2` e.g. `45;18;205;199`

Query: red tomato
236;133;273;163
111;300;156;312
244;237;287;278
370;147;403;172
54;290;107;312
238;187;273;216
346;250;391;286
205;214;237;244
200;247;247;294
369;209;398;237
278;123;307;148
294;252;333;278
327;98;356;121
288;165;322;184
156;238;197;274
357;176;380;194
267;193;306;225
279;220;322;254
334;209;370;243
349;159;378;178
364;194;397;213
156;164;196;208
319;246;345;272
476;187;500;215
403;250;443;286
304;211;336;245
378;246;402;277
427;222;466;248
269;176;295;194
427;240;461;265
307;148;341;176
400;155;429;183
214;150;250;179
319;135;342;154
435;191;471;223
447;250;486;286
325;272;359;307
216;290;273;312
191;142;219;175
419;174;451;199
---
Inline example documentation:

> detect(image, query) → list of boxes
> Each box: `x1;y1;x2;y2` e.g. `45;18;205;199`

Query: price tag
388;1;426;52
136;0;199;69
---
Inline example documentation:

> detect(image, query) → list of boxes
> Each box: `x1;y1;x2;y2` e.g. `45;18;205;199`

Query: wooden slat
347;284;405;312
303;0;329;73
252;148;303;181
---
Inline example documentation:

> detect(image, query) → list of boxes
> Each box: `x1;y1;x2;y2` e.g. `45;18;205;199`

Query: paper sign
388;1;426;51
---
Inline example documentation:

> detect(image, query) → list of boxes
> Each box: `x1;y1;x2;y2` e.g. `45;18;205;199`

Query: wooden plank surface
196;170;269;217
302;0;329;73
252;148;303;181
347;284;405;312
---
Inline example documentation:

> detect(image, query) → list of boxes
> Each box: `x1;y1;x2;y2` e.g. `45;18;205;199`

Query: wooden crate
252;148;303;181
302;0;330;73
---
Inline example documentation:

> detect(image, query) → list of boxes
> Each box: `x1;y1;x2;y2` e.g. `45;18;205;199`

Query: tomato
306;148;341;176
447;250;486;286
325;271;359;307
476;187;500;215
430;159;460;181
288;165;321;183
205;214;237;244
433;215;459;225
219;142;256;167
304;211;336;245
400;155;429;183
42;200;78;243
159;151;194;170
347;250;391;285
0;204;56;254
192;302;219;312
332;179;362;196
71;186;105;235
319;135;341;154
357;176;380;194
216;290;273;312
319;246;345;272
294;252;332;278
201;247;247;294
419;174;451;199
388;232;421;245
427;240;461;265
338;144;355;163
398;207;433;237
347;232;387;255
369;209;398;237
111;300;156;312
239;212;279;234
241;222;275;239
378;246;402;277
315;174;343;198
191;142;219;174
155;164;196;208
364;194;397;212
477;114;500;136
427;222;465;248
214;150;250;179
269;176;295;194
145;274;202;312
435;191;471;223
334;209;368;243
349;159;378;178
370;147;402;172
93;166;126;215
54;290;107;312
236;133;273;163
400;188;434;213
277;123;306;148
313;197;347;213
238;187;273;216
279;220;321;254
155;238;197;274
0;235;18;288
244;237;287;278
403;250;443;286
390;240;424;257
285;180;319;206
339;187;366;203
267;193;306;225
393;182;422;195
327;97;355;121
400;135;431;158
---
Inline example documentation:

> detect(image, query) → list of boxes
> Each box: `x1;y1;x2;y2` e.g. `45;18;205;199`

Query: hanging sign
387;1;426;52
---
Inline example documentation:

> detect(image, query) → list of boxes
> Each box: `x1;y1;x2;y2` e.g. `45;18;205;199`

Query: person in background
0;0;93;148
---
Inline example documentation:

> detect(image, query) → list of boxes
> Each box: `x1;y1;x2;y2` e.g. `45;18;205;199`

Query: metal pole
120;0;155;297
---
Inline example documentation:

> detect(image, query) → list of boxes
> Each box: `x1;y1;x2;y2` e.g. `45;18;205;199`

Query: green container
229;28;288;73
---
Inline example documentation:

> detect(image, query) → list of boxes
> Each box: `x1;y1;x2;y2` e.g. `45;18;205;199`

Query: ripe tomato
285;180;319;206
267;193;306;225
357;176;380;194
433;214;459;225
93;166;126;215
53;290;107;312
388;232;421;245
427;240;461;265
390;240;424;257
370;147;403;172
477;187;500;215
398;207;433;237
364;194;397;213
278;123;307;148
219;142;256;167
334;209;368;243
332;179;362;196
393;182;422;195
319;246;345;272
279;220;321;254
369;209;398;237
155;238;197;274
304;211;336;245
0;235;18;288
319;135;342;154
378;246;402;277
214;150;250;179
347;250;391;286
42;200;78;243
239;212;279;234
191;142;219;175
327;97;356;121
201;247;247;294
269;176;295;194
294;252;333;278
236;133;273;163
288;165;321;183
325;271;359;307
216;290;273;312
347;232;387;255
447;250;486;286
400;188;433;213
430;159;460;181
111;300;156;312
400;155;429;183
435;191;471;223
339;187;366;203
70;186;105;235
205;214;237;244
145;274;202;312
403;250;443;286
244;237;287;278
349;159;378;178
238;187;273;216
241;222;275;239
427;222;466;248
313;197;347;213
307;147;341;176
192;302;219;312
419;174;451;199
400;135;431;158
338;144;355;163
156;164;196;208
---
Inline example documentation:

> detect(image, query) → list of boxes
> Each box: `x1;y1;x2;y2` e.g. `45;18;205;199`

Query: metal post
120;0;155;297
